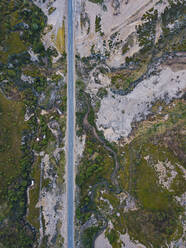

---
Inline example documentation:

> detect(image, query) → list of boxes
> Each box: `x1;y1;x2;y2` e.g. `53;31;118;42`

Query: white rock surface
28;48;39;62
75;134;86;160
34;0;66;50
154;160;177;191
120;232;146;248
96;67;186;142
95;230;112;248
75;0;168;67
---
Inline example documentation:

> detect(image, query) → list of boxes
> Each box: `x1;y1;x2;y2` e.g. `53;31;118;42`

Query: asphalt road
67;0;75;247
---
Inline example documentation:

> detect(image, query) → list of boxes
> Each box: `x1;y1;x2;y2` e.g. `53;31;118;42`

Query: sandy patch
120;232;146;248
75;0;168;67
75;134;86;160
34;0;66;52
95;230;112;248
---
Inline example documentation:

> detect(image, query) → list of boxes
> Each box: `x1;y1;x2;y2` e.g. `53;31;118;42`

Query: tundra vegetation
76;0;186;247
76;86;186;247
0;0;66;247
89;0;104;4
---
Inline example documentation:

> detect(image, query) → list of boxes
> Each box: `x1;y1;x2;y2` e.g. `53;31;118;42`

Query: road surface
67;0;75;247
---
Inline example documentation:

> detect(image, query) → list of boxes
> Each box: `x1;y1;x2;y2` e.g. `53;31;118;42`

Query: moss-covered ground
115;99;186;247
76;85;185;247
76;2;185;246
27;157;41;231
0;91;35;247
0;0;67;246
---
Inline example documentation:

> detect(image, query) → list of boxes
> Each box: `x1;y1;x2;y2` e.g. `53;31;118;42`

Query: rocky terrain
75;0;186;247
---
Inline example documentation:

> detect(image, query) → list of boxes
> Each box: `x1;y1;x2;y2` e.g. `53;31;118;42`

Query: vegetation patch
0;92;35;247
89;0;103;4
82;226;101;248
117;99;186;247
0;0;67;246
105;228;121;248
27;157;41;231
109;0;185;91
56;21;65;54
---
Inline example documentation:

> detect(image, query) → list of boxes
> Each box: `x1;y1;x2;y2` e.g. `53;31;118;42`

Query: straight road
67;0;75;247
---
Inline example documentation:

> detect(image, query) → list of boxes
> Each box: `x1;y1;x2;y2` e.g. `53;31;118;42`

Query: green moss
105;228;121;248
122;43;129;54
27;157;41;231
76;135;114;188
97;87;108;99
89;0;103;4
0;0;46;64
136;158;170;210
76;79;86;91
42;178;51;189
95;15;102;33
102;193;120;209
76;2;186;246
0;0;67;246
82;226;101;248
56;150;66;185
116;99;186;247
48;6;56;15
125;207;182;248
7;32;27;54
76;92;116;224
0;32;27;63
137;9;158;50
23;67;41;78
0;92;26;203
0;92;35;246
171;172;186;196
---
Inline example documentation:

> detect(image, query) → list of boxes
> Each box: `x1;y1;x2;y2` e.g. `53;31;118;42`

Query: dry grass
55;21;65;54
